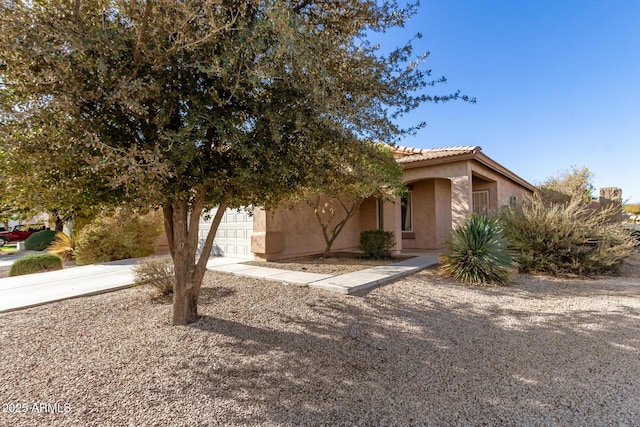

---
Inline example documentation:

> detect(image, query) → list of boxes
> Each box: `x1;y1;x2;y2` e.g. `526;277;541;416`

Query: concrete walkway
0;254;439;313
0;258;139;313
206;254;439;294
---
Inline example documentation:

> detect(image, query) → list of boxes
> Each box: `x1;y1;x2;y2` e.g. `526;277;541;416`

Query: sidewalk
0;254;439;313
0;258;139;313
206;253;439;294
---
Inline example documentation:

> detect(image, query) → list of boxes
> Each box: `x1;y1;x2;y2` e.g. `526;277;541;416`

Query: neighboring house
200;145;535;261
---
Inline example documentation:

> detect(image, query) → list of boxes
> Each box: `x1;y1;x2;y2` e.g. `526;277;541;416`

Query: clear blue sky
378;0;640;203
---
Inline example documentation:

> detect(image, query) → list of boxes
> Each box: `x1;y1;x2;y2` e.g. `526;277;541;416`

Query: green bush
133;257;175;296
74;209;163;265
501;196;635;276
9;253;63;277
359;230;395;259
24;230;57;251
440;215;514;285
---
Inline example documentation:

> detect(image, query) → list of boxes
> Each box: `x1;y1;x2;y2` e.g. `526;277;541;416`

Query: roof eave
473;152;536;192
399;151;535;193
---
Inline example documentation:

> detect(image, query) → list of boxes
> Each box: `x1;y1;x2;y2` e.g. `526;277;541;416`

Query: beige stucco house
200;145;535;261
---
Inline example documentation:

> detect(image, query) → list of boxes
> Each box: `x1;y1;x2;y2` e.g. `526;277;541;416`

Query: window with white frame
472;191;489;215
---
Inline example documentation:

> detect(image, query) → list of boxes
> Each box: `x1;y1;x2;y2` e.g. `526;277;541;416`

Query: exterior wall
469;160;532;209
402;180;435;249
249;157;534;259
402;160;472;231
434;178;453;246
451;175;472;228
383;197;402;255
253;195;376;261
398;159;533;251
472;176;498;212
401;178;452;250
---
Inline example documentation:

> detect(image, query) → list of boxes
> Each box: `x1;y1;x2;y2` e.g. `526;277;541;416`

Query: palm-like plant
441;215;514;285
47;231;76;261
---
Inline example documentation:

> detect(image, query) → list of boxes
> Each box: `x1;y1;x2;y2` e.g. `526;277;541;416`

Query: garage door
198;207;254;259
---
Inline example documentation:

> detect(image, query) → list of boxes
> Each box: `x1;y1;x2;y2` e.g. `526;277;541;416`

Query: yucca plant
47;231;77;261
440;215;514;285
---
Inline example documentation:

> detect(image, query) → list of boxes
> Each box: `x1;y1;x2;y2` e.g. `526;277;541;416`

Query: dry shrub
133;256;174;296
47;232;76;260
75;209;163;265
501;196;635;276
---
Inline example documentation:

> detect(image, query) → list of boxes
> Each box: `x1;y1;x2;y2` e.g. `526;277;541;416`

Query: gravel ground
245;253;413;275
1;251;639;426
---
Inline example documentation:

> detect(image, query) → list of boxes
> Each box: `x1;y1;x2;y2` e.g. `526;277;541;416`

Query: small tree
303;142;404;258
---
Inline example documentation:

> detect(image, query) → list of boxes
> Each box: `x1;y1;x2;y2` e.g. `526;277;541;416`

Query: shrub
359;230;395;259
24;230;57;251
47;232;77;261
74;209;163;265
9;253;63;277
133;257;174;296
440;215;514;285
501;196;635;276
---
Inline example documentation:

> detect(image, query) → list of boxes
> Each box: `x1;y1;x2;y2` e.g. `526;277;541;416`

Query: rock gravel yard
1;251;639;426
245;253;414;275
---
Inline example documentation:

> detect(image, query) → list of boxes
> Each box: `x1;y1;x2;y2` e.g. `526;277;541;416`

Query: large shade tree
0;0;469;324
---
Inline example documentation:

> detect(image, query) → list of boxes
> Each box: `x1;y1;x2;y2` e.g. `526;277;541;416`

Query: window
377;199;384;230
401;193;412;231
472;191;489;215
509;195;517;207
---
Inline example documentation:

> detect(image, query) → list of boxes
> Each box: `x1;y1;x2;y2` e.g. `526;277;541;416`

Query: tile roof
394;146;481;164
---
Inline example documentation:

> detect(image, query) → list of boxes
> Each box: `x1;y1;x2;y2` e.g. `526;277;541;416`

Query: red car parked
0;224;49;246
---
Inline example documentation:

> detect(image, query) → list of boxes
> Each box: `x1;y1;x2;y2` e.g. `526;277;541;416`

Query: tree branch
162;205;175;259
195;197;229;284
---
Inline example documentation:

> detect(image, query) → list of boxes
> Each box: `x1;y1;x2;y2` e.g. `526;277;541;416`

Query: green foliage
440;215;514;285
305;142;406;257
47;232;76;261
501;196;635;276
359;230;395;259
9;253;63;277
24;230;57;251
0;0;471;324
134;257;175;297
624;203;640;216
74;209;163;265
537;166;596;205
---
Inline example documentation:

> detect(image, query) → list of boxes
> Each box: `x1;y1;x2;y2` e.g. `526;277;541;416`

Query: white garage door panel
199;207;253;259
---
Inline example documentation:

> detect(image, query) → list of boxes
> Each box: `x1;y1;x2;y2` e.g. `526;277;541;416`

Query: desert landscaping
1;250;638;426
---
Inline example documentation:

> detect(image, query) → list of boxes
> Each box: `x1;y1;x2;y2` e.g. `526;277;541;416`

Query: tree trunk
322;241;334;258
313;197;362;259
54;215;64;232
172;277;200;325
163;187;228;325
